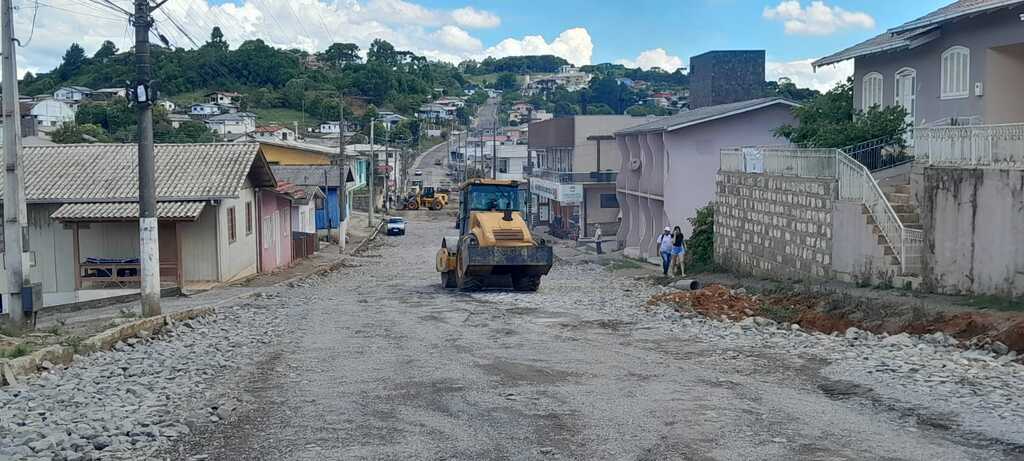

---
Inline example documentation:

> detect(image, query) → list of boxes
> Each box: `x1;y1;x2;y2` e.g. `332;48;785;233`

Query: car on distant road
414;169;423;176
434;159;443;166
386;217;406;236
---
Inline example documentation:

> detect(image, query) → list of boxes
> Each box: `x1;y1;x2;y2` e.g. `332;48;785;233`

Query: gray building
527;116;652;239
689;50;766;109
814;0;1024;127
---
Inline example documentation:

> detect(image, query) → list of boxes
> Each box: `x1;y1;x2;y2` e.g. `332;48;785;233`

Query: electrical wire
17;0;41;47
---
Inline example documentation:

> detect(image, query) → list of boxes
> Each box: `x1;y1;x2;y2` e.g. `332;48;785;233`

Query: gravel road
4;212;1023;460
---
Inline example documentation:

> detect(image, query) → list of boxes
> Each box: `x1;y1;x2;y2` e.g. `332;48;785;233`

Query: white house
157;100;176;112
377;111;407;130
206;112;257;135
254;125;296;141
494;144;529;181
320;121;342;134
167;114;191;129
30;99;76;128
191;103;222;116
207;91;241;106
53;86;92;102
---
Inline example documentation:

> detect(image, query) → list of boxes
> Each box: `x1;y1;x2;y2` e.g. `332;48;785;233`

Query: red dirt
647;284;1024;351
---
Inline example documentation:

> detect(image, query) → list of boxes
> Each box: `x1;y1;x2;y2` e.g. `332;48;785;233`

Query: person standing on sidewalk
594;224;604;254
657;227;673;275
670;226;686;277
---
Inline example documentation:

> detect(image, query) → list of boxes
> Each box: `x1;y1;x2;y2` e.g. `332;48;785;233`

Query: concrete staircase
861;181;923;286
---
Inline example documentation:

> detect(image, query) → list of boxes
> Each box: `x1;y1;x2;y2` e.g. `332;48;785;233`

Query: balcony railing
914;123;1024;167
530;168;617;184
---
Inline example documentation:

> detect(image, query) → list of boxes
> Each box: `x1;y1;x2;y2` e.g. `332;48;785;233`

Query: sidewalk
33;225;379;338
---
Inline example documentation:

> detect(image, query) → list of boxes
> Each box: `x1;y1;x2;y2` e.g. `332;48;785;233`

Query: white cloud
615;48;684;71
451;7;501;29
767;58;853;92
484;28;594;66
763;1;875;36
433;25;483;52
5;1;607;79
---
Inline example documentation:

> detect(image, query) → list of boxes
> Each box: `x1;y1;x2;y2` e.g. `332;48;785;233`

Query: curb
1;306;215;387
0;223;386;387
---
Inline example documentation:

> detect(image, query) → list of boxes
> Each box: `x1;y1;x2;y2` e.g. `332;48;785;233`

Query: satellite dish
629;158;642;171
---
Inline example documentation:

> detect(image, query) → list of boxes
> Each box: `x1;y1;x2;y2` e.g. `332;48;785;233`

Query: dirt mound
648;284;1024;351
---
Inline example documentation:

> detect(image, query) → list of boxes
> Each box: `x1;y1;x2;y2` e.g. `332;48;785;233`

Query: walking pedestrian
657;226;673;275
670;226;686;277
594;224;604;254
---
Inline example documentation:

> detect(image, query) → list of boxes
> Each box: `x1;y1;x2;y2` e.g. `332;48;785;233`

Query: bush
685;203;714;272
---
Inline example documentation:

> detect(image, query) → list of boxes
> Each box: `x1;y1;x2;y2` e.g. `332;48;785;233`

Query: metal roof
5;143;275;204
50;201;206;222
813;0;1024;68
616;98;799;135
271;165;348;187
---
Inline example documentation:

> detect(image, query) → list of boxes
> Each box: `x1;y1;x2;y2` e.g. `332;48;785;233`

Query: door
895;68;917;144
272;211;282;266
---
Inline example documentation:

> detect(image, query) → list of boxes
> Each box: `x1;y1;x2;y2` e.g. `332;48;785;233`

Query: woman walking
670;226;686;277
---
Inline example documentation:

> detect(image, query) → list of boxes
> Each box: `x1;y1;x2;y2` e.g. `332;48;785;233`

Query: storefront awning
51;201;207;222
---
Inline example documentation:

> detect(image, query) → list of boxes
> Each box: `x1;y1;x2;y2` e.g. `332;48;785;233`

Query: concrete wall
582;184;619;237
852;6;1024;125
984;44;1024;124
716;172;835;281
920;167;1024;296
27;205;76;293
689;50;766;109
831;201;898;284
219;185;259;282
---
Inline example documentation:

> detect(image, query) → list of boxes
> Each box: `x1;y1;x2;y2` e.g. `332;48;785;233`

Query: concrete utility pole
133;0;161;317
368;122;375;227
2;0;31;325
492;119;497;179
336;94;347;252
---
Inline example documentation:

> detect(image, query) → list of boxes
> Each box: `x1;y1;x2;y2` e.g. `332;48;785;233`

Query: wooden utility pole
2;0;31;325
132;0;161;317
336;94;347;252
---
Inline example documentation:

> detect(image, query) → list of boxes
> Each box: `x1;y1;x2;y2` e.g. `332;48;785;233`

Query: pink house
258;188;294;273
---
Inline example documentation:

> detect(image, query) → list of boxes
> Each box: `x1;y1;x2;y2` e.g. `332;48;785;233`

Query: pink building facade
258;190;294;272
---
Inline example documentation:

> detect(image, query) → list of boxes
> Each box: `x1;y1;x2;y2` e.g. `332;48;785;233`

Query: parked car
386;217;406;236
434;159;443;166
414;169;423;176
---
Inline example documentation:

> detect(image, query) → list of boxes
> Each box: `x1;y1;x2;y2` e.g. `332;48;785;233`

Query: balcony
914;123;1024;167
529;168;618;184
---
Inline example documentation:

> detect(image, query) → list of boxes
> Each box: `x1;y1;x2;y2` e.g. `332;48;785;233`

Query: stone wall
715;171;836;281
920;167;1024;297
689;50;766;109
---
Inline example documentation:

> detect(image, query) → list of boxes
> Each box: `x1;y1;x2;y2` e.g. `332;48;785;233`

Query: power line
16;0;40;47
34;0;126;22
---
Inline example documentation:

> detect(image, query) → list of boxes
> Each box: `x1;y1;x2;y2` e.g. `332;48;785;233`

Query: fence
721;145;920;274
843;136;913;172
914;123;1024;167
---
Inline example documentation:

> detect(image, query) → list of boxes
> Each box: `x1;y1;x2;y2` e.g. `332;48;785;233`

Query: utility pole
336;94;347;252
2;0;30;326
492;119;497;179
383;130;389;213
368;122;375;227
133;0;160;317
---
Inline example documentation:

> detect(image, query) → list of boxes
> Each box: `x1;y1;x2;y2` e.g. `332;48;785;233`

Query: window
227;207;237;243
498;158;509;174
862;72;883;109
941;46;970;99
245;202;253;235
599;193;619;208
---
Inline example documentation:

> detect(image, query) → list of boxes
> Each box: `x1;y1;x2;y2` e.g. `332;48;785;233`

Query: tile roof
615;98;799;135
814;0;1024;67
4;143;275;203
50;201;207;222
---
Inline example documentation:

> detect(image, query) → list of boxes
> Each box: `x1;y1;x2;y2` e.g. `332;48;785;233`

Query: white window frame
940;46;970;100
862;72;884;109
894;67;917;119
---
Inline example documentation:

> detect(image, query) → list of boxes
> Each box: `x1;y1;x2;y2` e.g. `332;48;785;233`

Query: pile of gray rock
0;297;289;461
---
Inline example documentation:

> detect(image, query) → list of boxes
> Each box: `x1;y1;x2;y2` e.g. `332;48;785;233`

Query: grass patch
758;304;802;324
955;295;1024;312
1;343;32;359
252;108;321;131
606;258;642;272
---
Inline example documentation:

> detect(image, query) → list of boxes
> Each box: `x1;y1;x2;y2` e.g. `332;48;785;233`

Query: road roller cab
436;179;553;291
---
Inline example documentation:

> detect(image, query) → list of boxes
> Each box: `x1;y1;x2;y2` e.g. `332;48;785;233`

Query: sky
7;0;952;91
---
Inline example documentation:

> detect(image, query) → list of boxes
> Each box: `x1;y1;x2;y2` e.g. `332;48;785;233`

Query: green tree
207;26;228;51
51;123;113;144
367;39;398;67
174;121;217;143
57;43;86;80
93;40;118;61
322;43;361;66
774;78;909;148
626;105;670;116
495;72;518;91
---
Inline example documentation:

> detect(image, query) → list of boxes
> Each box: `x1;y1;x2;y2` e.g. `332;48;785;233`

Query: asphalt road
166;212;1010;461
